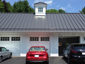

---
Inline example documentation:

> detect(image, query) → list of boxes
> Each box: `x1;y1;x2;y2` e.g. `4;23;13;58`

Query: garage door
29;37;50;53
20;36;50;57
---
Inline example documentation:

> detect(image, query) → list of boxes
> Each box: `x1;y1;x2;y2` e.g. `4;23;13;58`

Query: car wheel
9;53;12;59
44;61;49;64
68;57;72;64
26;61;30;64
0;56;3;63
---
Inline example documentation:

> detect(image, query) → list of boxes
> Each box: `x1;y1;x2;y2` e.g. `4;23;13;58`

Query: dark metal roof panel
0;13;85;32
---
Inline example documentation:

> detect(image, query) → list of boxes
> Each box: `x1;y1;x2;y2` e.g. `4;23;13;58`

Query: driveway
0;57;67;64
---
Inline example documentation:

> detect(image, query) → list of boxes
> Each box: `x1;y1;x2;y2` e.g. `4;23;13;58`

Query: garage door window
11;37;20;41
41;37;49;41
0;37;9;41
30;37;39;41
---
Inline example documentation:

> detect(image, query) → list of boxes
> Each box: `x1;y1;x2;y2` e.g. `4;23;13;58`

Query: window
11;37;20;41
41;37;49;41
30;47;45;51
30;37;39;41
2;47;7;52
0;37;9;41
38;7;43;12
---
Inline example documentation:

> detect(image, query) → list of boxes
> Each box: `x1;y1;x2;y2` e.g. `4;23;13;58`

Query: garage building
0;2;85;57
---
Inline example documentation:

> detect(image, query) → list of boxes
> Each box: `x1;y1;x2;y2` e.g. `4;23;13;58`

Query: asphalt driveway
0;57;67;64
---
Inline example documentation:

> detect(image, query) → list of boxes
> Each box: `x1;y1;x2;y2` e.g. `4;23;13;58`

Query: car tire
63;56;66;59
9;53;12;59
0;56;3;63
44;61;49;64
68;57;72;64
26;61;30;64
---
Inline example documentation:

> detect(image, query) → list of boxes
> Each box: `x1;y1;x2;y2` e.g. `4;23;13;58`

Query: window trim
11;37;20;41
0;37;10;41
30;37;39;41
38;7;43;13
41;37;50;41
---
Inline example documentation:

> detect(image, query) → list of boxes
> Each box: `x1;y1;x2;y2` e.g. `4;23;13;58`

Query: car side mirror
6;50;9;51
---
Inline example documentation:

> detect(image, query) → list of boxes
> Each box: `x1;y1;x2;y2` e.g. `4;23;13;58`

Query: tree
23;0;34;13
3;0;9;12
13;0;34;13
80;7;85;14
24;0;29;12
46;9;59;13
13;1;24;12
0;0;4;12
58;9;65;13
6;2;13;12
0;0;13;12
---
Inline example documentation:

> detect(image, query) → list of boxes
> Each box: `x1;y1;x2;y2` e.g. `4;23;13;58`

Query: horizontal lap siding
0;32;51;56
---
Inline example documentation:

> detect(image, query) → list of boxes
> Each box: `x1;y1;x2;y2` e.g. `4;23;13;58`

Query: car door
65;45;71;58
66;46;71;57
64;48;68;57
1;47;9;59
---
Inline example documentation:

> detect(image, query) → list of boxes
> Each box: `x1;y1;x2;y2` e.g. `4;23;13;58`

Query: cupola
34;2;47;16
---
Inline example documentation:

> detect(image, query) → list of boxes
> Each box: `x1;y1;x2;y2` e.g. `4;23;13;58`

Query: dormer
34;2;47;16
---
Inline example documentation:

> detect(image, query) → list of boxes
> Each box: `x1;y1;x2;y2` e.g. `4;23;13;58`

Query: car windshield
30;47;45;51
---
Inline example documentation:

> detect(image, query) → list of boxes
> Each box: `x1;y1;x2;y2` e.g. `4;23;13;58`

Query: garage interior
59;37;80;56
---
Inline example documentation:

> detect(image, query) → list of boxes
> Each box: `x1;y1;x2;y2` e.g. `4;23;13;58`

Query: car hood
74;48;85;52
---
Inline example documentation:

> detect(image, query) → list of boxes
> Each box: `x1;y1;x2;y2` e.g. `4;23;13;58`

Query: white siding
80;36;85;44
1;32;85;57
0;32;51;57
35;4;46;16
50;35;59;57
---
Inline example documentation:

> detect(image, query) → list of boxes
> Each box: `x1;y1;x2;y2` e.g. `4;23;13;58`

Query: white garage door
29;37;50;53
20;36;50;56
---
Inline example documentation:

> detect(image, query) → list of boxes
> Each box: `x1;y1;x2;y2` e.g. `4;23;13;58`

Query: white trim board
50;54;59;57
20;53;26;57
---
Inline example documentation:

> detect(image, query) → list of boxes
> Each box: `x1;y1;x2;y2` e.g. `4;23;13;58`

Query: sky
6;0;85;13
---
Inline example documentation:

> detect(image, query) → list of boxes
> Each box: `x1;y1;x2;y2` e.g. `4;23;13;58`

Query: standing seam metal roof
0;13;85;32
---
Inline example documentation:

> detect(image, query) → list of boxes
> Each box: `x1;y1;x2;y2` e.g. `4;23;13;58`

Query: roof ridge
0;13;84;15
46;13;82;14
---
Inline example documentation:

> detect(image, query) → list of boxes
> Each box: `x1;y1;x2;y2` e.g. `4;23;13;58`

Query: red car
26;46;49;64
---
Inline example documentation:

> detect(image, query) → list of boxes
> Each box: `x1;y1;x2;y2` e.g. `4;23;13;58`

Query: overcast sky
6;0;85;13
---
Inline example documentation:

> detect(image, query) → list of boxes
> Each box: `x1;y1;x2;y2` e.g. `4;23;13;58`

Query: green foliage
0;1;5;12
0;0;13;13
46;9;59;13
46;9;66;13
13;1;25;12
0;0;34;13
6;2;13;12
58;9;65;13
80;7;85;14
13;0;34;13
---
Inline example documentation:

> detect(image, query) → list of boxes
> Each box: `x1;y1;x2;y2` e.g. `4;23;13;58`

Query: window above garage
30;37;39;41
0;37;9;41
30;37;49;41
11;37;20;41
41;37;49;41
